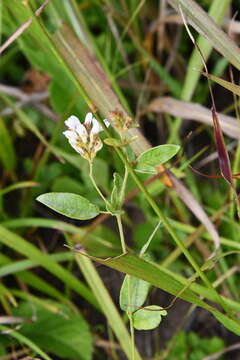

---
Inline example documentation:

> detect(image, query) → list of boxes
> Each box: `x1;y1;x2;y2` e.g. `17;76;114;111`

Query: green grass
0;0;240;359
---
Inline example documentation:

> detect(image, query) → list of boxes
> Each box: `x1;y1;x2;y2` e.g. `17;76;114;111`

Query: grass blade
85;252;240;335
168;0;240;71
0;225;98;309
75;253;143;360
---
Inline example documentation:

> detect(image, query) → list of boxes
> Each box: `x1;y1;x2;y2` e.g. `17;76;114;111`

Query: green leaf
111;173;123;210
133;305;167;330
104;137;122;147
119;275;150;312
0;325;52;360
135;163;158;175
0;225;98;308
202;72;240;96
75;253;142;360
36;192;100;220
136;144;180;173
14;302;92;360
91;253;240;335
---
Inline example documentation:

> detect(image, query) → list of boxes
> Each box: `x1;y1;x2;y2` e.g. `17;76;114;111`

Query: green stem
120;166;129;205
116;214;135;360
116;214;127;254
89;161;110;206
139;221;161;257
110;145;235;320
129;309;135;360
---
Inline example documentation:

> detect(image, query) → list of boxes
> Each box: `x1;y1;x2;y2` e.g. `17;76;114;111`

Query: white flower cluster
63;113;110;162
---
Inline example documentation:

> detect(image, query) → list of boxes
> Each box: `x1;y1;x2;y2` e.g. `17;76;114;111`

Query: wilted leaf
146;97;240;139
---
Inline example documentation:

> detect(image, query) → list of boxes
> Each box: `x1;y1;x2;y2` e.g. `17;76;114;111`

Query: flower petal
63;130;78;142
70;142;85;155
94;138;103;152
91;118;103;134
103;119;111;127
65;115;81;130
84;112;93;126
75;123;88;143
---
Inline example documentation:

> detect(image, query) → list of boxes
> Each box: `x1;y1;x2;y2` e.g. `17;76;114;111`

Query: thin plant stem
129;311;135;360
116;214;127;254
120;166;129;205
106;140;235;320
116;213;135;360
96;117;235;318
89;161;110;206
139;221;161;257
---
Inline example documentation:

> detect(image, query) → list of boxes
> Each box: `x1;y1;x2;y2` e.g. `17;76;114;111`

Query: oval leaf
135;163;158;175
119;275;150;313
36;192;100;220
136;144;180;167
133;305;167;330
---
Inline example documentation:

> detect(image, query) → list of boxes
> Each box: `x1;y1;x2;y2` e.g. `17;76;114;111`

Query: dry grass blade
168;172;220;249
53;25;150;156
167;0;240;70
211;108;232;186
0;0;50;55
146;97;240;139
0;316;31;325
179;3;239;216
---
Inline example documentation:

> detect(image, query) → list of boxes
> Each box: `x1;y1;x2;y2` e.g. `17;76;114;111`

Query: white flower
63;113;110;162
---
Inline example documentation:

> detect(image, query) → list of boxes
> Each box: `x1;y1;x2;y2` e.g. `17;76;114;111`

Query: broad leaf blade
137;145;180;167
133;306;167;330
119;275;150;312
37;192;100;220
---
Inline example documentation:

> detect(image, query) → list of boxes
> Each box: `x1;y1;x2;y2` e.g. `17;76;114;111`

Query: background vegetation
0;0;240;359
